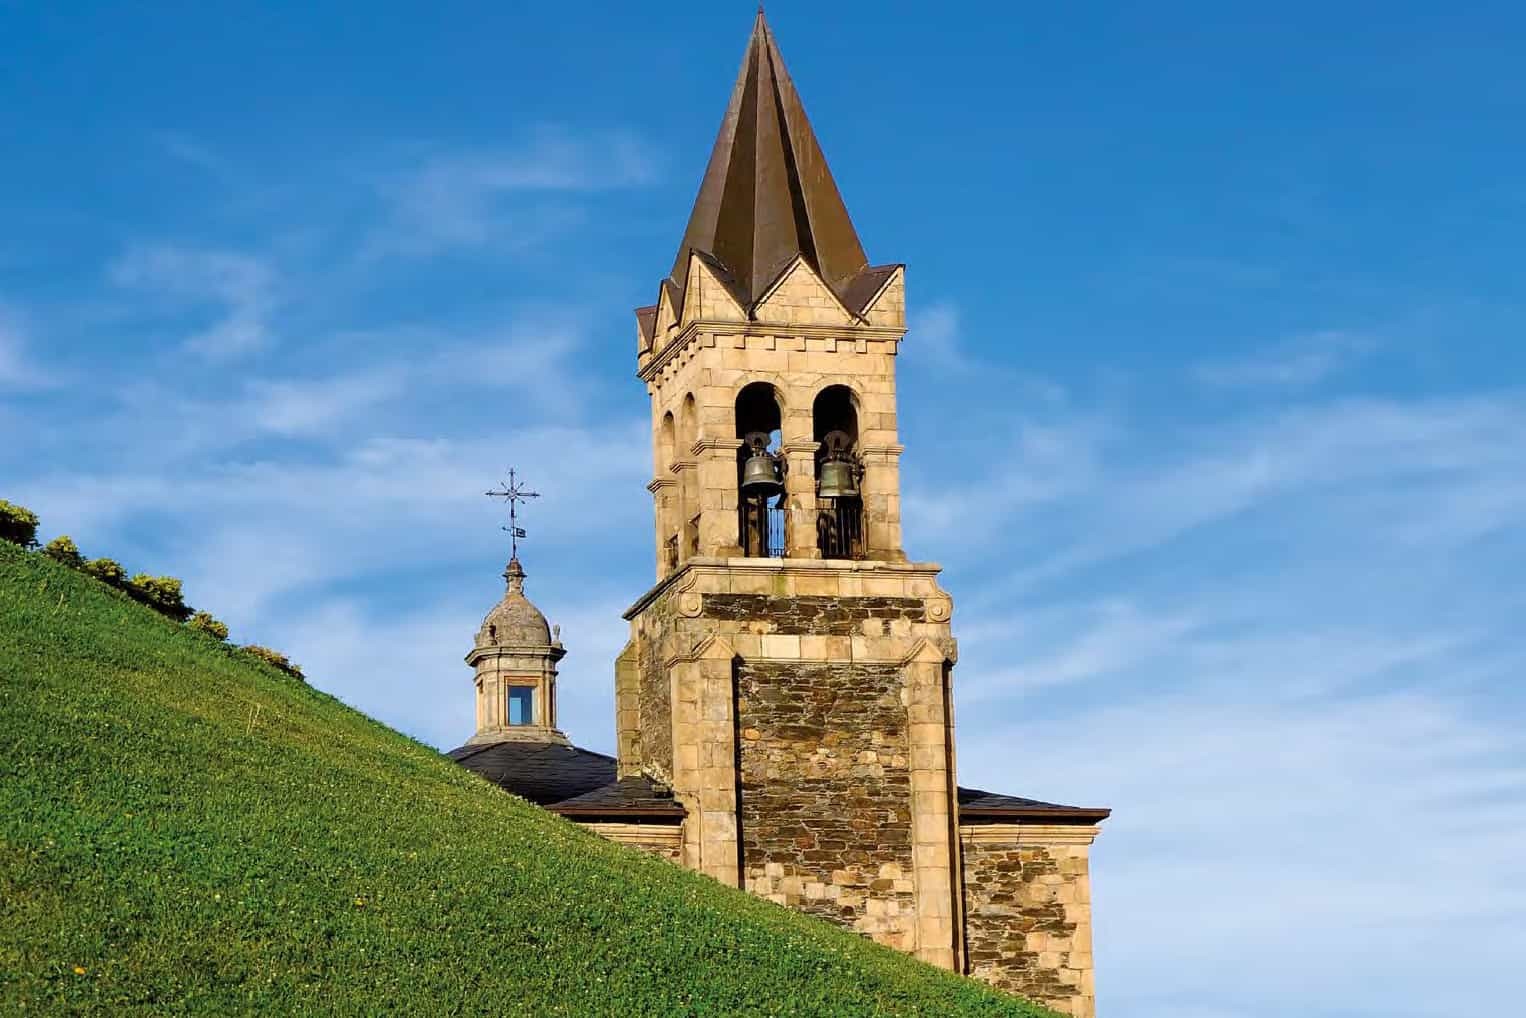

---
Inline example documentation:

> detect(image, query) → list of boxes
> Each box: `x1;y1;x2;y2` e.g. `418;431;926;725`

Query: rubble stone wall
960;825;1097;1018
736;659;918;951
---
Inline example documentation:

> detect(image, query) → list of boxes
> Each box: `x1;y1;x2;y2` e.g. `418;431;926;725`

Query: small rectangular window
507;686;534;726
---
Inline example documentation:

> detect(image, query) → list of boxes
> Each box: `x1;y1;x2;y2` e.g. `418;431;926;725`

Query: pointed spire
669;11;869;312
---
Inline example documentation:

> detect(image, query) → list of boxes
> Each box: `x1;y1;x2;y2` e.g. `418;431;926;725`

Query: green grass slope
0;542;1055;1017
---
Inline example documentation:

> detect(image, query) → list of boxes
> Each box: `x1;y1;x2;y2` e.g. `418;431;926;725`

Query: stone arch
735;382;784;558
811;383;860;445
812;384;864;559
734;381;783;443
659;411;677;471
681;392;698;450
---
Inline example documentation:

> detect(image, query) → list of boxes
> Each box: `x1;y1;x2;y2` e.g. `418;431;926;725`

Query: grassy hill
0;540;1054;1017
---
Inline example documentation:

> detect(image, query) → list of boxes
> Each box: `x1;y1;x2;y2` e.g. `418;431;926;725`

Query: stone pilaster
904;640;959;969
614;641;641;778
649;476;680;580
668;634;740;887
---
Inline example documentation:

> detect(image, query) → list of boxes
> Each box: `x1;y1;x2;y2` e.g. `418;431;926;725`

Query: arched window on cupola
735;382;784;557
813;385;864;560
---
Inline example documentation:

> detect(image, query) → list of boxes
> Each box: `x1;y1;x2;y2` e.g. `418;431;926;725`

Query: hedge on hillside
187;611;231;642
0;499;39;548
12;497;309;690
128;574;192;622
240;644;306;682
42;535;85;569
83;558;129;589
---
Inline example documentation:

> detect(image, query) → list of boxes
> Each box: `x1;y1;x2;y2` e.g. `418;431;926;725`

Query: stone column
693;439;743;558
860;444;906;562
780;440;821;559
904;640;958;970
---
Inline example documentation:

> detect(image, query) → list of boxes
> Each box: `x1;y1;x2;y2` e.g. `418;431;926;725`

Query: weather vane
485;467;540;560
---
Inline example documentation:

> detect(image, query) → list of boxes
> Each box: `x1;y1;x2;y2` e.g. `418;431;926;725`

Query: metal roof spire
668;10;869;312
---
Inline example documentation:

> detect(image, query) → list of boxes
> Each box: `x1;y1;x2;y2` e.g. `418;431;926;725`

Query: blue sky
3;3;1523;1015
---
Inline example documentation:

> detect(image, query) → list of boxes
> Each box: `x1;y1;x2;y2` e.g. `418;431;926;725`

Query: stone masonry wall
737;660;918;951
704;593;924;634
630;592;678;783
961;830;1095;1018
578;822;684;863
637;640;673;781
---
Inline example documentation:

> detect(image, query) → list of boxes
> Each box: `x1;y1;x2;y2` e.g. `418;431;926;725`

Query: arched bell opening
660;411;680;570
735;382;785;557
812;385;864;560
680;393;698;451
680;394;700;558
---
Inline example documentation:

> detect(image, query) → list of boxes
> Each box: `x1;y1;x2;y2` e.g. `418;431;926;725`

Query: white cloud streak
0;304;57;389
109;245;279;359
370;129;660;258
1193;329;1374;387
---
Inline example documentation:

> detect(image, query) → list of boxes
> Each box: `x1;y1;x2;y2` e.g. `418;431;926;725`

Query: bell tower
617;10;963;971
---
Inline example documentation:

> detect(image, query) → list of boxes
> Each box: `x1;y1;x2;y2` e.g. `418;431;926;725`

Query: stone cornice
647;477;679;493
465;644;567;667
858;444;905;463
958;823;1103;846
638;319;907;382
623;556;946;619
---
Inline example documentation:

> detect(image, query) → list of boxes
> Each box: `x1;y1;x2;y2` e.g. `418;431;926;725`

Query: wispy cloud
155;131;237;179
1192;329;1373;387
916;377;1526;1015
109;245;279;359
905;302;968;370
958;688;1526;1017
370;129;661;258
914;389;1526;598
0;304;55;389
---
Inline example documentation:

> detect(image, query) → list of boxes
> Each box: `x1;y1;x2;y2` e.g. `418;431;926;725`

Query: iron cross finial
485;467;541;560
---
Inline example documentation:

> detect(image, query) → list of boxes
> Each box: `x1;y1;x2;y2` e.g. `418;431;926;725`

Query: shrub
128;573;192;622
84;557;129;588
42;535;85;569
240;644;305;682
0;499;39;548
187;610;230;642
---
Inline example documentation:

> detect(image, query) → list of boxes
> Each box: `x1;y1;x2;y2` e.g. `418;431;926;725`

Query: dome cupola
464;557;568;746
476;558;559;650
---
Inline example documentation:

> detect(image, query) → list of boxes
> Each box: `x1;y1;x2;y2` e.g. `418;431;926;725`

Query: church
448;13;1108;1017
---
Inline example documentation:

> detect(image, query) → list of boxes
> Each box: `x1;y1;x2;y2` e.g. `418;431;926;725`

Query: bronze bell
741;450;784;497
817;458;858;498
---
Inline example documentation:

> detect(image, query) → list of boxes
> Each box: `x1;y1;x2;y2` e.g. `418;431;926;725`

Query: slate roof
549;775;685;819
957;786;1111;824
635;305;657;346
447;741;616;807
449;744;1105;825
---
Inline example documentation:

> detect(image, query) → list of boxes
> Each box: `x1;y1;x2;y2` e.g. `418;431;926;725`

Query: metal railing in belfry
739;496;787;558
817;497;864;560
